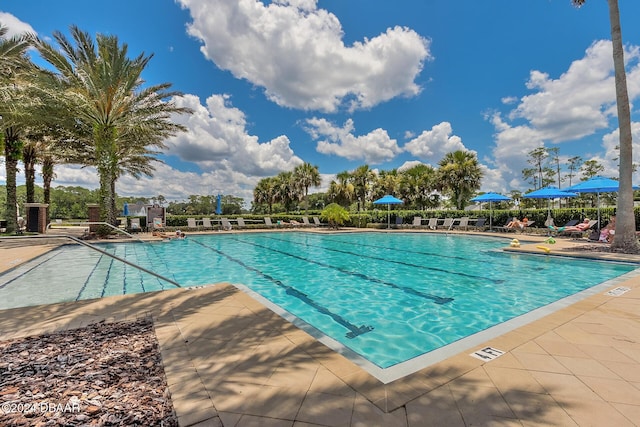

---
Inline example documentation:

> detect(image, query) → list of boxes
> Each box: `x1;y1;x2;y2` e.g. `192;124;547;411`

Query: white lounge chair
264;217;275;228
236;217;247;228
454;217;469;231
220;218;233;231
187;218;198;229
412;216;422;228
438;218;454;230
202;218;213;229
313;216;324;227
426;218;438;230
302;216;313;227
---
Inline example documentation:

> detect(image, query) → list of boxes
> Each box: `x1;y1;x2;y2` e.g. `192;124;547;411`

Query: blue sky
2;0;640;206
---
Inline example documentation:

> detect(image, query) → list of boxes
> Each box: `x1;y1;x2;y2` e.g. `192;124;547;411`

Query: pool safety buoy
510;238;520;248
536;245;551;254
545;237;556;244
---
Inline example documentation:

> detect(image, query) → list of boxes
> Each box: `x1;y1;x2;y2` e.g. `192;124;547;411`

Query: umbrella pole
387;204;390;229
489;201;493;231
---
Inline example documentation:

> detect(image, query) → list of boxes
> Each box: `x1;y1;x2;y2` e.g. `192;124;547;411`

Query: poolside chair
453;217;469;231
236;217;247;229
221;218;233;231
202;217;213;230
426;218;438;230
313;216;325;227
412;216;422;228
548;219;578;236
395;216;404;228
187;218;198;229
558;219;597;238
302;216;312;227
152;217;165;232
472;217;487;231
438;218;454;230
264;217;275;228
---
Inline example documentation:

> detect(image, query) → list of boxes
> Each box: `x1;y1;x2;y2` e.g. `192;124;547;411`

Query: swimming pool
1;232;636;378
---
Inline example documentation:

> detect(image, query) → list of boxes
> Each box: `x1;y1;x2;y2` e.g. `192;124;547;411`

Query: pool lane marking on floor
191;239;374;339
259;234;502;285
76;253;106;301
228;236;454;305
318;234;522;272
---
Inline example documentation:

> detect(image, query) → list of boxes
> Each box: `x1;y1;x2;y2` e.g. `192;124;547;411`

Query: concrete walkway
1;230;639;426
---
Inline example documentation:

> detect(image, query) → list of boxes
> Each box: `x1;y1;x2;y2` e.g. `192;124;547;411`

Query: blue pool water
0;232;636;370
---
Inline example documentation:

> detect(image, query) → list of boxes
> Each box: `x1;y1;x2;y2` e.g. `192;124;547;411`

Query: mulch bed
0;318;177;426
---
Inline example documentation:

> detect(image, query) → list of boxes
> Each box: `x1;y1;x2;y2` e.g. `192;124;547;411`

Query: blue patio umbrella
566;176;639;229
215;194;222;215
123;202;129;216
373;195;404;229
470;192;511;230
522;186;577;222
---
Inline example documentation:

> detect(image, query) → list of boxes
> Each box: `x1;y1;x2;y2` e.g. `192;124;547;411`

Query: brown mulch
0;318;177;426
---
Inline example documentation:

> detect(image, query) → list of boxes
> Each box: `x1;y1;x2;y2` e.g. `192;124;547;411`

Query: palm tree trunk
608;0;638;253
23;144;36;203
3;130;21;234
95;125;118;229
42;156;54;225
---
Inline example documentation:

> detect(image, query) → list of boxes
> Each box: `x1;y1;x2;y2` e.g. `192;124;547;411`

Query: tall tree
0;24;31;233
566;155;583;187
350;165;375;211
253;177;277;214
437;150;483;210
572;0;637;252
34;26;189;228
327;171;354;208
293;162;321;214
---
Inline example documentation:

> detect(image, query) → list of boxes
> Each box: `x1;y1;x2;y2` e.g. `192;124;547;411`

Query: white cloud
487;40;640;191
176;0;430;112
0;12;36;37
167;93;303;176
305;117;402;164
403;122;468;162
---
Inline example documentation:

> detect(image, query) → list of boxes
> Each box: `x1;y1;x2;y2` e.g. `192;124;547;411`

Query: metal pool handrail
46;221;145;243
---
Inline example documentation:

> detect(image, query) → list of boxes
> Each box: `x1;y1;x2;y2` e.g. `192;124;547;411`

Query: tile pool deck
1;230;640;426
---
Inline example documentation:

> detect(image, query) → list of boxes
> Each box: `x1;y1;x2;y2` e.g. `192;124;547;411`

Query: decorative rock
0;318;177;426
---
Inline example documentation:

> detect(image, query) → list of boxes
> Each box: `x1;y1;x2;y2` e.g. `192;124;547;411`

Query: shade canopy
522;186;577;199
470;192;511;203
373;195;404;229
373;195;404;205
215;194;222;215
470;192;511;231
565;175;640;193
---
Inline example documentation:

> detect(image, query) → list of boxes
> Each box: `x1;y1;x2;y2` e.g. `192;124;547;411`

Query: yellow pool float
536;245;551;253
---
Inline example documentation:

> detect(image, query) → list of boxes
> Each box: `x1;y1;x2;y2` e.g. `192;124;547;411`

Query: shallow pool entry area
1;232;636;372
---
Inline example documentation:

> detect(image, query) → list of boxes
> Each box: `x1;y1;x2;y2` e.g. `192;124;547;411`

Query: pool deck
1;229;640;426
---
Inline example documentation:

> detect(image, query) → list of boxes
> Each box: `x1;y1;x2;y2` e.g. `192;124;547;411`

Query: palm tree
293;162;321;214
273;171;296;212
399;164;438;209
437;150;483;210
253;177;277;214
373;169;400;200
572;0;637;252
350;165;375;211
0;24;32;233
33;26;190;227
327;171;355;208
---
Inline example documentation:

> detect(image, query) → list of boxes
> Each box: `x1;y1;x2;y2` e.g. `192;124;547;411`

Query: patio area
1;230;639;426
